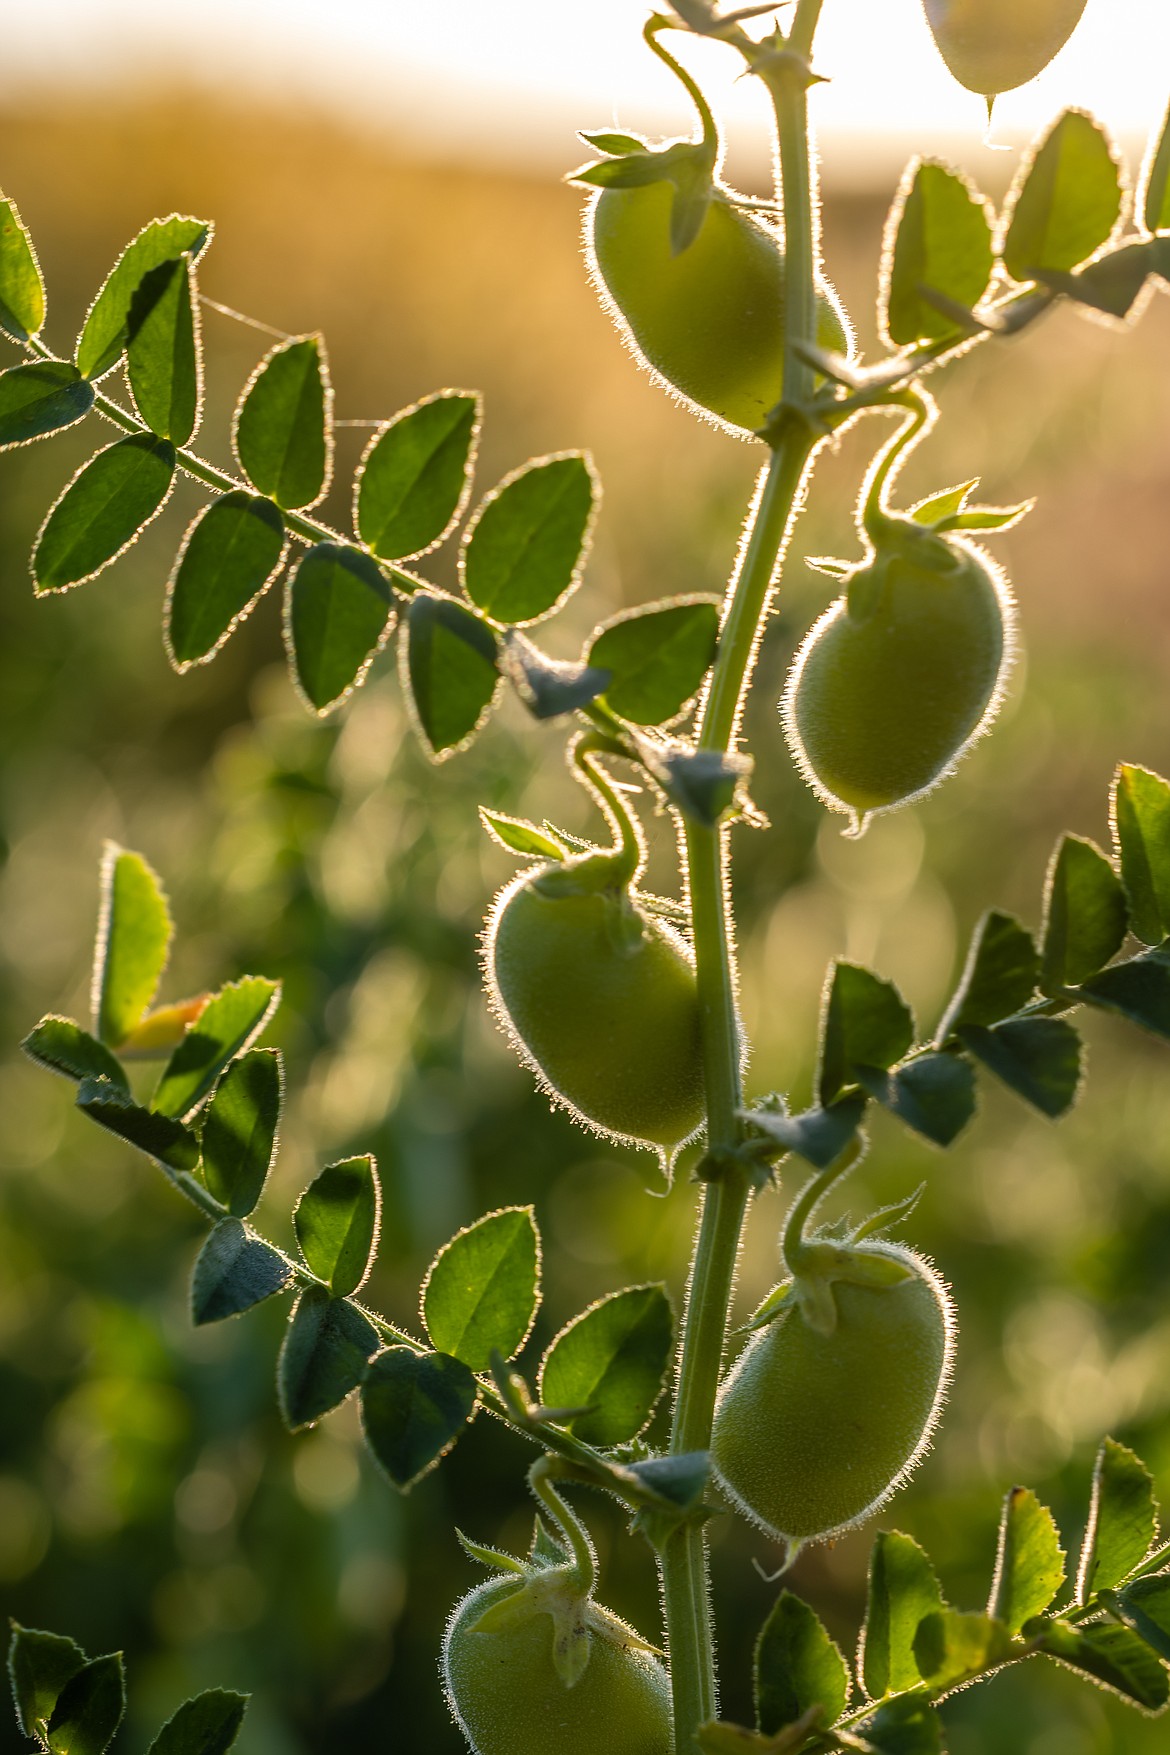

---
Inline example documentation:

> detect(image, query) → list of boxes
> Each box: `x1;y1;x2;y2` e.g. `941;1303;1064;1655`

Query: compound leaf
861;1530;945;1699
77;213;211;380
0;360;93;449
403;590;500;758
754;1591;849;1736
356;389;479;560
191;1218;294;1325
587;598;719;726
285;540;394;714
126;254;201;445
1002;110;1124;282
989;1486;1066;1635
234;334;331;510
34;435;175;593
422;1206;540;1372
462;452;597;624
538;1283;673;1447
151;975;280;1121
200;1047;282;1217
883;159;994;345
166;491;287;670
294;1155;381;1297
1040;834;1127;994
277;1284;380;1431
361;1346;478;1489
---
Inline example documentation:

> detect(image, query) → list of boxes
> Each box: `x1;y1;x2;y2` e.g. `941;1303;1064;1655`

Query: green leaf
1040;835;1128;994
403;590;500;758
744;1095;867;1170
146;1691;248;1755
294;1155;381;1297
1002;111;1124;283
422;1206;540;1372
277;1284;380;1430
861;1530;945;1699
819;962;915;1106
1040;1618;1169;1712
151;975;281;1121
1111;763;1170;944
77;214;211;380
909;480;978;525
624;1450;710;1516
1078;1438;1158;1600
462;452;597;624
858;1053;977;1147
285;541;394;714
578;128;648;155
938;911;1039;1036
989;1487;1066;1635
958;1017;1081;1117
912;1609;1013;1691
361;1346;478;1489
355;389;479;560
126;255;201;444
883;160;994;346
0;195;45;340
8;1624;86;1740
77;1076;199;1171
538;1283;673;1447
234;334;331;510
856;1693;943;1755
755;1591;849;1736
478;808;567;862
200;1048;282;1217
1142;101;1170;233
191;1218;294;1325
46;1653;126;1755
0;360;93;449
1112;1574;1170;1660
499;629;609;720
1037;242;1155;319
1081;951;1170;1042
587;598;720;726
33;434;176;594
22;1015;129;1090
166;491;287;670
93;843;172;1048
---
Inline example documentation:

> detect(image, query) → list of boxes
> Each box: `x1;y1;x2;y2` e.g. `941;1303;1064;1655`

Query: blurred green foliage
3;88;1170;1755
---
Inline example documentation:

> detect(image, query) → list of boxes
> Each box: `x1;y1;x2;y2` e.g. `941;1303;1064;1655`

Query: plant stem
657;10;826;1748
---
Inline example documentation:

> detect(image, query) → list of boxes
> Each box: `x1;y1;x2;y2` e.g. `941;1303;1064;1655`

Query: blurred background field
4;27;1170;1755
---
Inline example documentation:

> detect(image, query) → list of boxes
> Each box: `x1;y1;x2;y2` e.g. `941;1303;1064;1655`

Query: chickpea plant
10;2;1170;1752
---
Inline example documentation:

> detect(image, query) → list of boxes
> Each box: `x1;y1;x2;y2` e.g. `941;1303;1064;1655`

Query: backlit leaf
200;1048;282;1217
1002;111;1124;282
858;1052;976;1147
77;213;211;380
234;334;331;510
402;590;500;758
988;1487;1066;1635
166;491;287;670
0;360;93;449
861;1530;945;1699
1041;1619;1169;1711
588;597;719;726
93;843;172;1048
1081;951;1170;1042
8;1624;86;1740
1141;101;1170;234
294;1155;381;1297
1111;764;1170;944
285;540;394;713
462;452;597;624
33;435;175;593
46;1653;126;1755
422;1206;540;1372
1078;1438;1158;1600
0;194;45;340
912;1610;1012;1691
278;1285;380;1431
754;1592;849;1736
939;911;1039;1036
126;254;201;444
959;1017;1081;1117
151;975;280;1121
22;1015;129;1090
1040;835;1127;993
361;1346;477;1489
77;1076;199;1172
355;389;479;560
743;1094;867;1170
539;1283;673;1447
819;962;915;1105
883;159;994;345
478;808;567;861
145;1689;248;1755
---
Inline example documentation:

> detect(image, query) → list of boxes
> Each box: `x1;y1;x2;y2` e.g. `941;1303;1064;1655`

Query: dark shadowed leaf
166;491;287;670
77;1077;199;1171
859;1052;976;1147
77;213;211;379
938;911;1039;1036
1112;1575;1170;1662
883;159;994;345
1111;764;1170;944
361;1346;477;1489
744;1094;867;1169
151;976;280;1121
1078;1438;1158;1600
93;843;172;1048
634;737;752;828
538;1284;673;1447
1040;835;1127;993
191;1219;294;1325
403;590;500;757
277;1285;380;1430
1037;242;1154;319
0;360;93;449
127;254;201;444
34;435;175;593
755;1592;848;1736
355;389;479;560
46;1653;126;1755
0;194;45;339
989;1487;1066;1635
588;598;719;726
22;1015;129;1090
422;1206;540;1372
234;334;331;510
857;1692;943;1755
285;541;394;713
462;452;597;624
8;1624;86;1740
294;1155;381;1297
959;1017;1081;1117
1041;1619;1169;1711
819;962;915;1105
146;1690;248;1755
499;629;609;719
861;1530;945;1699
1081;951;1170;1041
1002;111;1124;282
200;1048;282;1217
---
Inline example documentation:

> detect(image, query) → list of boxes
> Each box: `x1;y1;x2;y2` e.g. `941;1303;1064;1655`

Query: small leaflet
200;1048;283;1218
988;1486;1066;1635
77;1076;200;1173
76;213;211;380
818;961;915;1106
858;1052;977;1148
166;491;287;671
958;1017;1081;1117
151;975;280;1121
0;360;93;450
1077;1437;1158;1600
882;159;994;347
8;1625;86;1741
355;389;479;560
402;590;500;759
1110;763;1170;945
145;1689;248;1755
1039;834;1127;995
277;1286;380;1431
22;1015;129;1090
293;1155;381;1298
1081;952;1170;1043
421;1206;540;1373
754;1592;849;1737
1001;110;1124;284
92;843;172;1049
937;910;1040;1038
285;541;394;714
190;1218;294;1325
462;452;597;625
860;1530;945;1699
33;435;176;594
44;1652;127;1755
538;1283;673;1447
234;334;332;511
0;194;45;340
587;598;719;726
361;1346;478;1490
126;254;202;446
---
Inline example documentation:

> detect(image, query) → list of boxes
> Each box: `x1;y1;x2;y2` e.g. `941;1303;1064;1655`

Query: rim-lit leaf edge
352;386;482;563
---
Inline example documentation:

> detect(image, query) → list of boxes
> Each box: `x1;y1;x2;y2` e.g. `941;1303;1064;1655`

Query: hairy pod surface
485;863;705;1153
442;1574;672;1755
587;179;851;436
711;1244;955;1543
782;536;1014;829
923;0;1088;97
